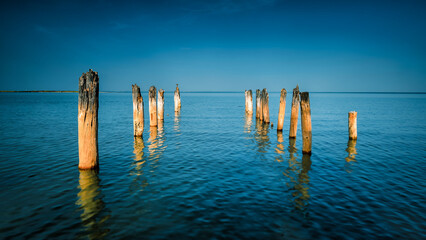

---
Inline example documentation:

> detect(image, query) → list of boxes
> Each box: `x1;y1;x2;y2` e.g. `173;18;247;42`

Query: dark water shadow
345;139;357;173
76;169;110;240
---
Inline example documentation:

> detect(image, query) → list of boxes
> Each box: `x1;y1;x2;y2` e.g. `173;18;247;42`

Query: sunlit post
78;69;99;169
259;90;264;122
289;85;300;138
157;89;165;121
348;111;357;140
132;84;144;137
262;88;270;123
277;88;287;131
149;86;157;127
245;89;253;115
300;92;312;154
256;89;261;119
174;84;181;112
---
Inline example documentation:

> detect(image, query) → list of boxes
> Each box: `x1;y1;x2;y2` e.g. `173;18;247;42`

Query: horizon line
1;90;425;94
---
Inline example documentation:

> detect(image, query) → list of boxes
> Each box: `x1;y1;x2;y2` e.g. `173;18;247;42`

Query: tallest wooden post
78;69;99;169
300;92;312;155
289;85;300;138
132;84;144;137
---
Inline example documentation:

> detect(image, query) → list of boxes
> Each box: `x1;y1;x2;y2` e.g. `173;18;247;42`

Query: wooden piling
132;84;144;137
348;111;357;140
149;86;158;127
289;85;300;138
300;92;312;154
256;89;261;118
245;90;253;115
157;89;165;121
245;90;248;112
277;88;287;131
174;84;181;112
78;69;99;169
262;88;270;123
259;90;264;121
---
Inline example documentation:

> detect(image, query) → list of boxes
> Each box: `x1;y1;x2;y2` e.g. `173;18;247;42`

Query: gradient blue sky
1;0;425;92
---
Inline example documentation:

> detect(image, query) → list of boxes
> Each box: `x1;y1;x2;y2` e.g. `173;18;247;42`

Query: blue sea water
0;92;425;239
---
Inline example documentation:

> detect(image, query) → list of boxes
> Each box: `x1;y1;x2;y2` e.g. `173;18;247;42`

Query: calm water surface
0;92;425;239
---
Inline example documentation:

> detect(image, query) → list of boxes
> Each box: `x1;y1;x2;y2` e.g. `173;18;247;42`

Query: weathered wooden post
78;69;99;169
262;88;270;123
132;84;144;137
259;90;264;122
348;111;357;140
157;89;165;121
174;84;181;112
245;90;248;112
256;89;261;119
289;85;300;138
277;88;287;131
245;90;253;115
149;86;158;127
300;92;312;154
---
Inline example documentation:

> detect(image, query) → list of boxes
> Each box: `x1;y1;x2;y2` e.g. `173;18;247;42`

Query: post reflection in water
130;137;148;192
133;137;145;168
275;131;285;162
148;126;166;169
294;154;311;212
244;113;253;134
282;139;311;212
345;139;357;173
174;111;181;133
76;170;110;240
254;119;271;155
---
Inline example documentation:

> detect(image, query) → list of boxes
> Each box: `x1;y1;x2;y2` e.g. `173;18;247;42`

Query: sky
0;0;425;92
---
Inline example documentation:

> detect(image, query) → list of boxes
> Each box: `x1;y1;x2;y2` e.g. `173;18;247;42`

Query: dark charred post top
78;69;99;114
149;86;157;99
300;92;310;110
132;84;143;107
292;85;300;105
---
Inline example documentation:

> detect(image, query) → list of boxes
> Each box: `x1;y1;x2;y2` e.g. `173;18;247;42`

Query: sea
0;92;425;239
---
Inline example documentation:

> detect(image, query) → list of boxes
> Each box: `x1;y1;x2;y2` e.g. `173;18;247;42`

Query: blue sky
0;0;425;92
